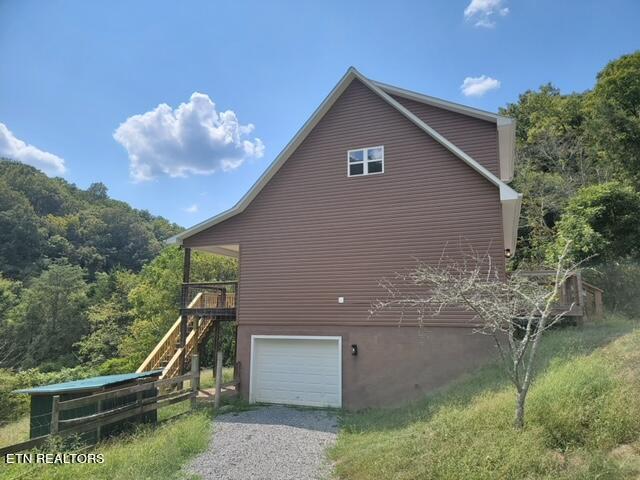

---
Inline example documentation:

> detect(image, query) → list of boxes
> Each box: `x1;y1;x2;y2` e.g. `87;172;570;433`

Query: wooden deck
518;271;604;322
181;282;237;320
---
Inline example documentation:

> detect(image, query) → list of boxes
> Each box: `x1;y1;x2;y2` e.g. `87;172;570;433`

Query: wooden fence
0;354;202;456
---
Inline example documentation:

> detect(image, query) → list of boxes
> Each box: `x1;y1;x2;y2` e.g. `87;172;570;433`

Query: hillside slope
332;320;640;480
0;159;182;280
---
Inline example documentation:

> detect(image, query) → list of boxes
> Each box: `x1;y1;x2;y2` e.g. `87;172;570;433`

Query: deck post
575;271;586;323
191;353;200;409
215;351;223;409
180;247;192;348
212;320;221;376
595;289;604;319
50;395;60;435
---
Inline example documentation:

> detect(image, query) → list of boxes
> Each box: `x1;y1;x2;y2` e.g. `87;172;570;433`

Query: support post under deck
180;247;191;348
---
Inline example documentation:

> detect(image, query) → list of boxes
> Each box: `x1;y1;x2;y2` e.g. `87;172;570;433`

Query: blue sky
1;0;638;227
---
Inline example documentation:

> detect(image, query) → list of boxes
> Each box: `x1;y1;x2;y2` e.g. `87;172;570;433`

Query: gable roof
374;80;516;182
167;67;522;253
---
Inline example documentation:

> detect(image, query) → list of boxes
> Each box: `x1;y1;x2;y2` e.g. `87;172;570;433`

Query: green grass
0;416;29;448
331;318;640;480
0;408;212;480
197;367;234;390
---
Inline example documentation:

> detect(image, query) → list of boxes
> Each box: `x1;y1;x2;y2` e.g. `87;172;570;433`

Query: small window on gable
348;146;384;177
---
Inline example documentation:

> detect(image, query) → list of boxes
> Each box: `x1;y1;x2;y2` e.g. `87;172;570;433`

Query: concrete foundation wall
237;324;497;410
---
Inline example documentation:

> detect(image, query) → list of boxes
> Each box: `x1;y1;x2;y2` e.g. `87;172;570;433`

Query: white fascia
374;80;516;182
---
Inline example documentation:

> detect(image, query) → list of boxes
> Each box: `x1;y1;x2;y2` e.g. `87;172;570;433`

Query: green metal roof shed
15;370;163;443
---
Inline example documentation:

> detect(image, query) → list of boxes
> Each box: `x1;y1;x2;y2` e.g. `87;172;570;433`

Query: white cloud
184;203;199;213
464;0;509;28
0;122;66;176
113;92;265;182
460;75;501;97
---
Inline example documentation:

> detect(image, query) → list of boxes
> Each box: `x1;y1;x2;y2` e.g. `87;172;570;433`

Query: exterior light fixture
351;344;358;356
505;249;512;258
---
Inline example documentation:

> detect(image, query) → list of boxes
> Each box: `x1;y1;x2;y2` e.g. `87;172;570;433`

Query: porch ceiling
190;244;239;258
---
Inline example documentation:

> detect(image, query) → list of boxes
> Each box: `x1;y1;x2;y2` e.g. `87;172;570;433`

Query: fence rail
0;355;201;457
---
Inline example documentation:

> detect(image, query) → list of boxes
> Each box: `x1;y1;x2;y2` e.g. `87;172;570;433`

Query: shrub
97;357;137;375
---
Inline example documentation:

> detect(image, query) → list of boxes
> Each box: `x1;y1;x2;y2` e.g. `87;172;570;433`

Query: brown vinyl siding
390;94;501;177
184;78;505;327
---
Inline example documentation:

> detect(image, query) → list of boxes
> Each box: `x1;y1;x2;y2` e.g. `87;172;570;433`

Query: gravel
185;405;339;480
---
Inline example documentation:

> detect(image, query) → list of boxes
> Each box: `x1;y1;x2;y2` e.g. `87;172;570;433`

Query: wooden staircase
137;293;215;379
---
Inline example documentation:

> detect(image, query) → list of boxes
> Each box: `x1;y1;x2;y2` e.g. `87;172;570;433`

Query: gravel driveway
185;405;339;480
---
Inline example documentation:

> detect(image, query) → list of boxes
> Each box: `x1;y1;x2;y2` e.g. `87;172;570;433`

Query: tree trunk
514;389;527;429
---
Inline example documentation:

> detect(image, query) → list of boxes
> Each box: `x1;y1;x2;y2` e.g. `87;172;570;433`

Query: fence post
50;395;60;435
215;350;223;409
191;353;200;409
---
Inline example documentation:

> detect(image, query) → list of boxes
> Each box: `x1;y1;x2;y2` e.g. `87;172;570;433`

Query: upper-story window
348;146;384;177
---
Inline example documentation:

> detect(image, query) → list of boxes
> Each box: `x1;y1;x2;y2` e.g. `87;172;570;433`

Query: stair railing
136;293;204;373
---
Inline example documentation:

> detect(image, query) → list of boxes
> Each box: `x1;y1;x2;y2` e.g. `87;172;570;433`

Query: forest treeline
0;51;639;421
0;162;236;395
0;162;237;420
503;51;640;312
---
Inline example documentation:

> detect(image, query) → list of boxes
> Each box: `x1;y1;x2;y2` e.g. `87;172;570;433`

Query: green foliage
587;260;640;315
512;169;573;265
74;270;138;364
332;321;640;480
587;51;640;184
96;357;139;376
7;263;89;369
503;51;640;318
0;159;189;372
0;159;181;279
0;179;44;278
0;274;20;325
552;182;640;263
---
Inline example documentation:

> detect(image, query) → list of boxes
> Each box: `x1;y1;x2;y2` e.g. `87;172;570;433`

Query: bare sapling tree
372;242;580;429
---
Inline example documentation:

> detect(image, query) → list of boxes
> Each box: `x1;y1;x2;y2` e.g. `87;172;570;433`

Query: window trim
347;145;385;177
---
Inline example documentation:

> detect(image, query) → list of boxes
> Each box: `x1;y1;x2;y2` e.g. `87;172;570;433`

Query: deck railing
181;281;237;318
138;281;238;379
516;270;605;321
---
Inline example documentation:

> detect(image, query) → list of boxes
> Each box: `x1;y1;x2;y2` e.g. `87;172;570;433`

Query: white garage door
250;336;342;408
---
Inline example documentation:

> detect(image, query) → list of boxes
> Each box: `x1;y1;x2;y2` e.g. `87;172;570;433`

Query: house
159;67;522;409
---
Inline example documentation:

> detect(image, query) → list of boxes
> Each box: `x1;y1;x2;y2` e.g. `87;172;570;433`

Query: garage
249;336;342;408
